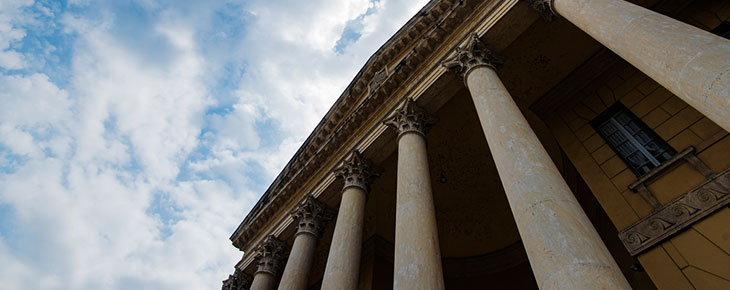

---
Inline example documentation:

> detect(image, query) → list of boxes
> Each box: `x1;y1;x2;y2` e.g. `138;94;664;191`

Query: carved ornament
525;0;556;21
441;34;503;81
291;196;334;237
222;269;251;290
368;67;389;94
334;150;382;192
619;168;730;256
254;236;289;276
383;98;438;140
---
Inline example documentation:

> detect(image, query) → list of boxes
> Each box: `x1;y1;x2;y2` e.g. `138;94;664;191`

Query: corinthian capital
334;150;382;192
441;34;503;81
222;269;251;290
383;98;438;139
525;0;556;21
291;195;334;237
254;236;288;276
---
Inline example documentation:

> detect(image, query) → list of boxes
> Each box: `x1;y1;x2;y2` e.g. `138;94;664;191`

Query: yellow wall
546;2;730;289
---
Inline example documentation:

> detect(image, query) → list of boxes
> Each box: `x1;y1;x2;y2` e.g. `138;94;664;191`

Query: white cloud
0;0;429;289
0;0;33;69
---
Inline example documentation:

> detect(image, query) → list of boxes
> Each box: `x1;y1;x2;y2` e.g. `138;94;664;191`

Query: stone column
250;236;288;290
527;0;730;132
278;196;332;290
383;99;445;290
443;35;631;289
321;150;380;290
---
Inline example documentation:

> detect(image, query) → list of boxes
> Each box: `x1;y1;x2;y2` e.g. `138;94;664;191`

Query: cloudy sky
0;0;427;289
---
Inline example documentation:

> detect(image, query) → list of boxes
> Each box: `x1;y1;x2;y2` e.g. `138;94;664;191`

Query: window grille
590;103;676;176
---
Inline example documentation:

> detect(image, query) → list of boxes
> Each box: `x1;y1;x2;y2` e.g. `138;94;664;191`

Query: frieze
618;168;730;256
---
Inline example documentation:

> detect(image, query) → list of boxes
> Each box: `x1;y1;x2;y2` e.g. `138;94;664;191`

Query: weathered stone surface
383;98;438;140
392;129;445;290
463;65;630;289
441;34;503;81
251;236;288;290
322;152;379;290
222;269;251;290
291;196;333;238
333;150;382;193
278;197;332;290
255;236;289;275
551;0;730;132
619;168;730;256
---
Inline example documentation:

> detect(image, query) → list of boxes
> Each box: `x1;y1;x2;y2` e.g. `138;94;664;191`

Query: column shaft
553;0;730;131
278;233;317;290
250;272;276;290
321;186;367;290
465;66;631;289
393;132;445;290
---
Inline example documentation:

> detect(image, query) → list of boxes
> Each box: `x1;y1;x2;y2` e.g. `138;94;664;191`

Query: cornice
230;0;486;250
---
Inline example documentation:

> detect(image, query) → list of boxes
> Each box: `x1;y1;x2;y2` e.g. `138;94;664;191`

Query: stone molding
383;98;438;140
230;0;479;251
334;150;382;192
222;269;251;290
254;236;289;276
291;195;334;238
619;168;730;256
525;0;556;21
441;33;503;81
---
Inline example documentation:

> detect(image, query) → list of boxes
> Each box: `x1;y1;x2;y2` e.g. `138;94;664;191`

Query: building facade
223;0;730;289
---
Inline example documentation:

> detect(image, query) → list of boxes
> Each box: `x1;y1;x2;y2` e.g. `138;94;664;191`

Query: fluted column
321;150;380;290
527;0;730;132
443;35;631;289
278;196;332;290
250;236;288;290
383;99;444;290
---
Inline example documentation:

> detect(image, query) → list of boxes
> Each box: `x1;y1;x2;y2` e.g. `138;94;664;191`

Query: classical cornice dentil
222;269;251;290
383;98;438;139
441;34;503;81
291;196;334;238
254;236;289;276
334;150;382;192
525;0;556;21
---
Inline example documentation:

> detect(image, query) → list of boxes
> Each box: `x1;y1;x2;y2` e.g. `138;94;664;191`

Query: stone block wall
545;1;730;289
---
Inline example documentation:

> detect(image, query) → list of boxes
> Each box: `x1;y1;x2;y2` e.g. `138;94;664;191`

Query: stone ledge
618;168;730;256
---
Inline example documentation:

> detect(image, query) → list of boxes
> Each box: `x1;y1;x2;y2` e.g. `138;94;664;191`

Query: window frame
590;103;677;176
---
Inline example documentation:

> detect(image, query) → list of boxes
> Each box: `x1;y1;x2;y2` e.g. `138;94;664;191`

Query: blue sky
0;0;427;289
